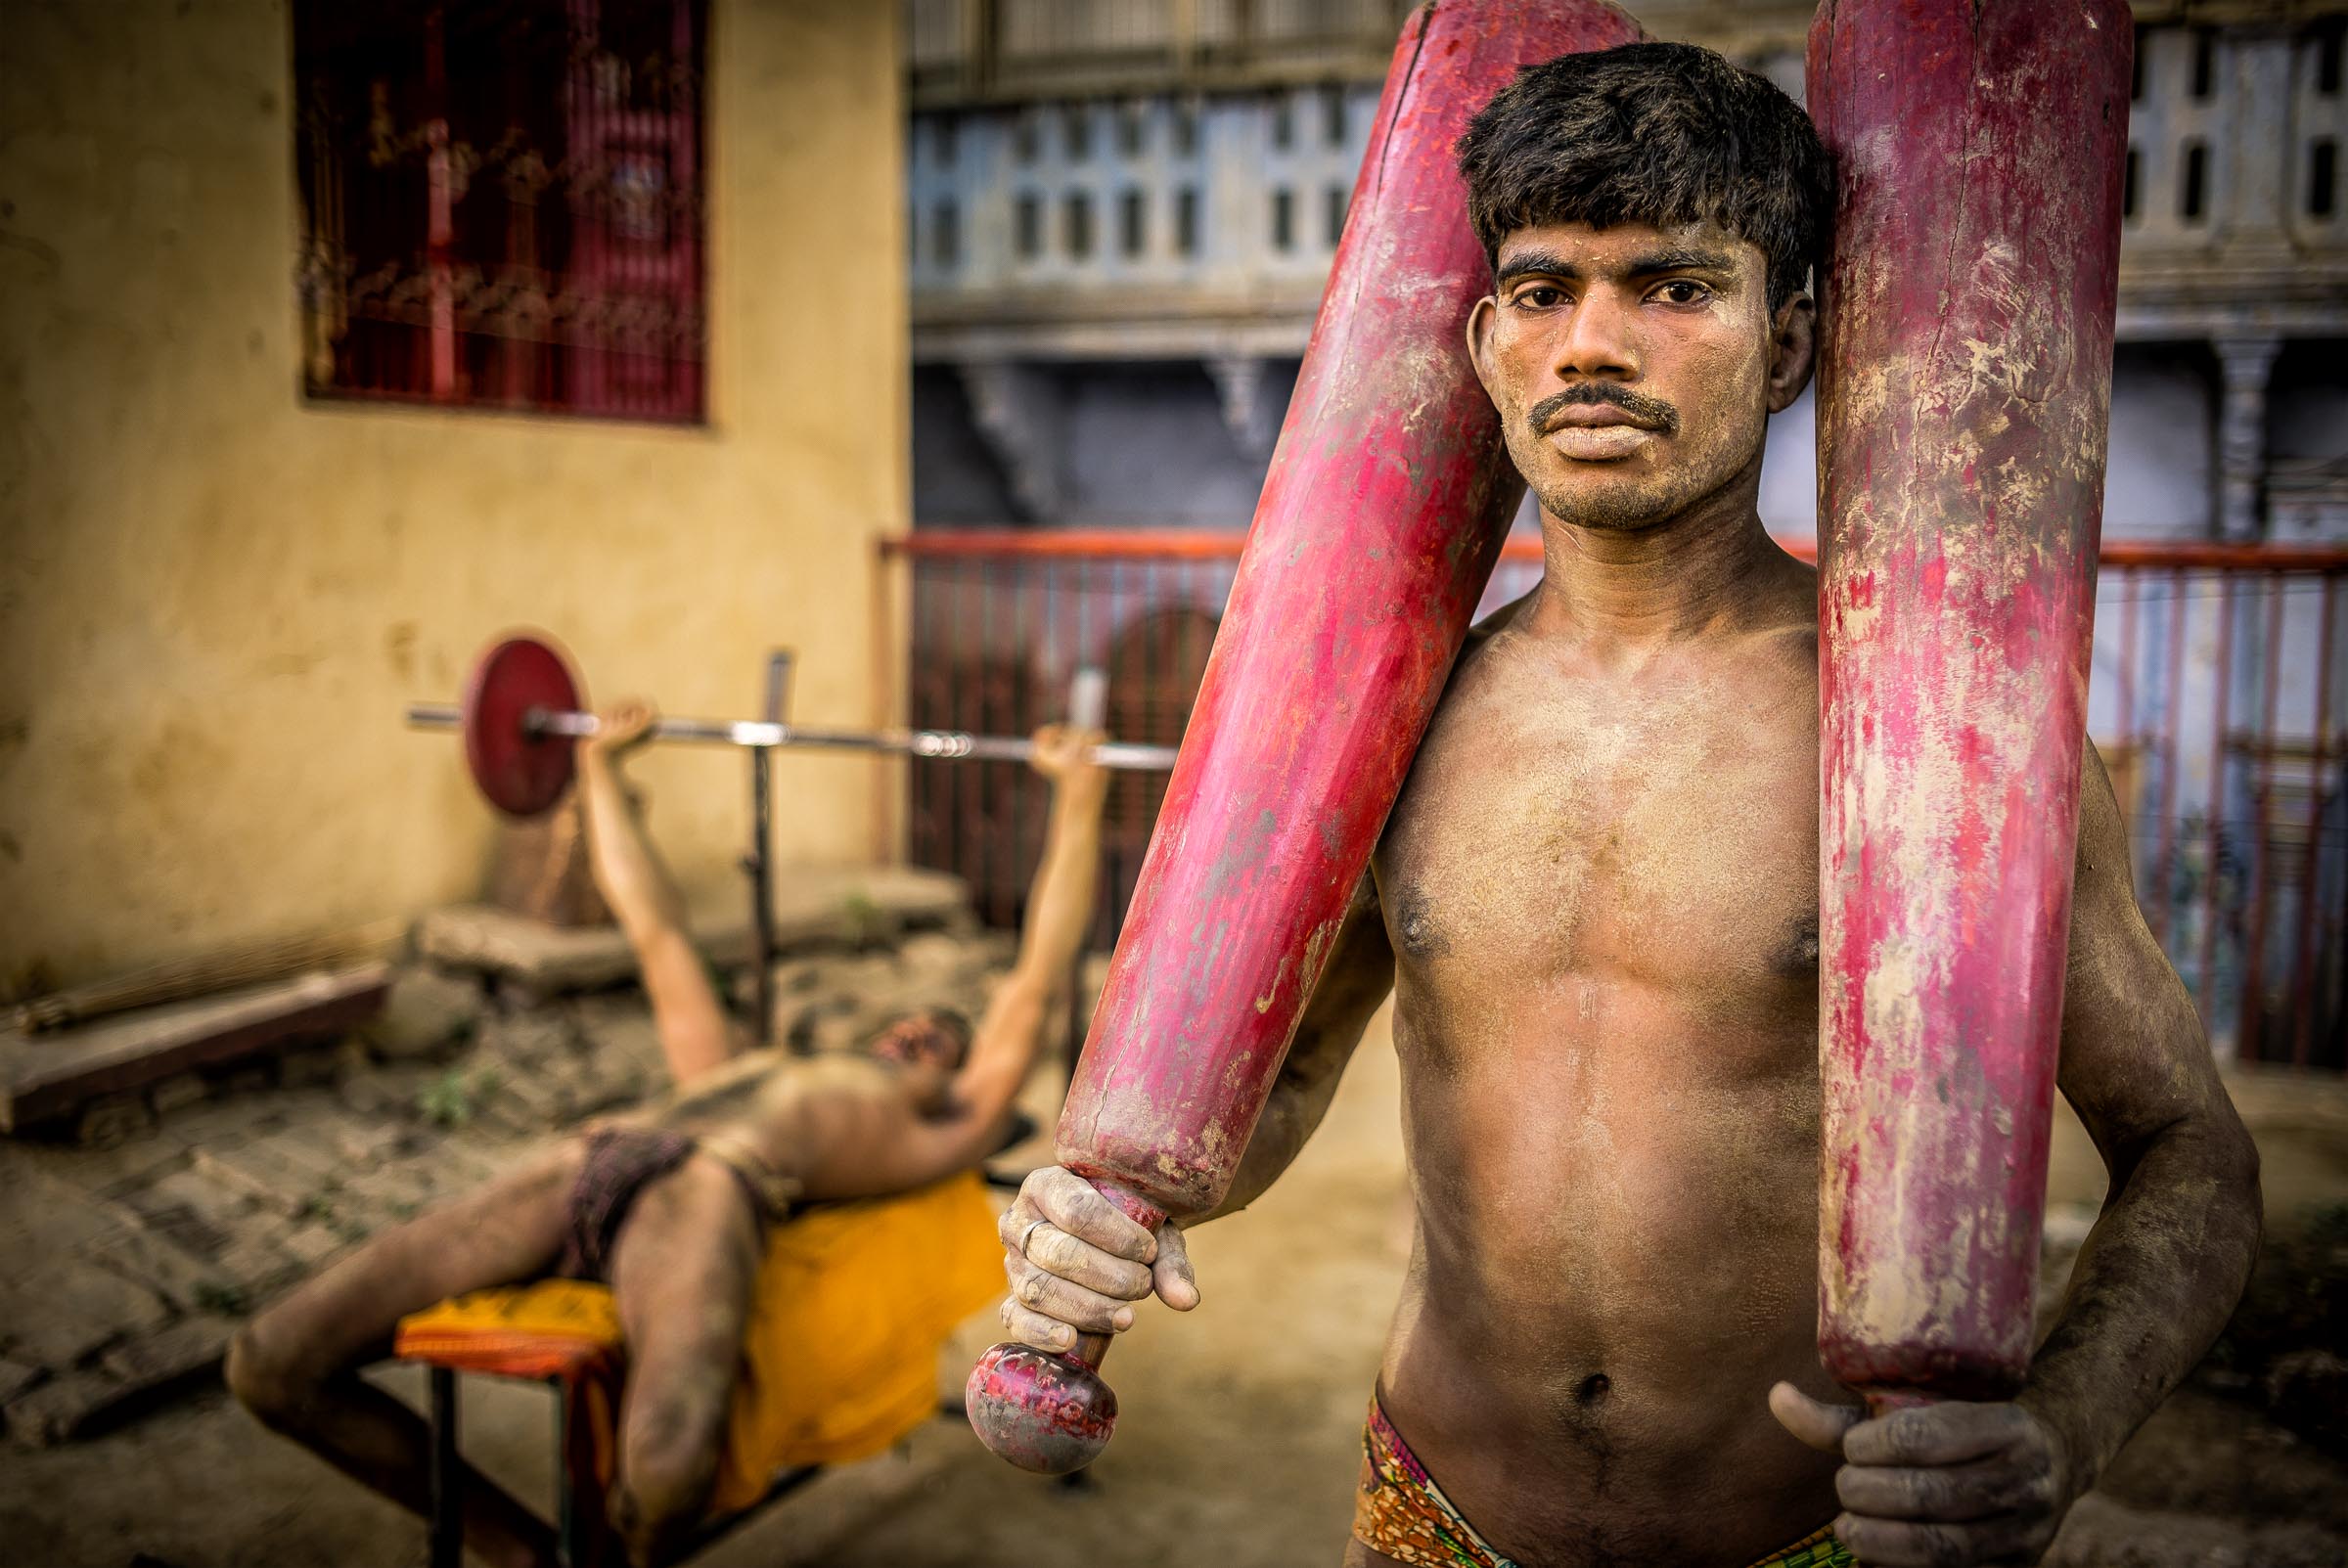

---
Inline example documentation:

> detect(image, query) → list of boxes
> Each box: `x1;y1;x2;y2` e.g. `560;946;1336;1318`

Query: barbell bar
409;632;1180;819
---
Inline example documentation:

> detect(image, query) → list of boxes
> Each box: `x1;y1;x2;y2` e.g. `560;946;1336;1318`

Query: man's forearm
2020;1117;2260;1484
579;756;691;943
1010;787;1104;987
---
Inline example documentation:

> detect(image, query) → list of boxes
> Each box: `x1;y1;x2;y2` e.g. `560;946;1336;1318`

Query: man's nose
1553;286;1641;382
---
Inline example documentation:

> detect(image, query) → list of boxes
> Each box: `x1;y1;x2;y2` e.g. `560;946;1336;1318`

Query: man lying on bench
228;701;1107;1568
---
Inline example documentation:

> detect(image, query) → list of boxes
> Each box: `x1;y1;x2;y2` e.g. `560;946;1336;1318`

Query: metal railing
880;530;2348;1069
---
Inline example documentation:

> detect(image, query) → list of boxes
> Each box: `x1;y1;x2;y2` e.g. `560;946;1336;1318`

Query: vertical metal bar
980;557;1000;926
554;1378;578;1568
2195;574;2235;1032
2118;567;2141;751
2237;575;2286;1062
2294;572;2339;1068
2153;567;2189;947
429;1366;462;1568
871;540;895;866
751;650;791;1049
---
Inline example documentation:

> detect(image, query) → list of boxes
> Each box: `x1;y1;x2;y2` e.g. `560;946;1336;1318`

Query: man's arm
577;701;738;1082
947;724;1110;1128
1775;747;2262;1566
995;870;1396;1357
861;726;1110;1190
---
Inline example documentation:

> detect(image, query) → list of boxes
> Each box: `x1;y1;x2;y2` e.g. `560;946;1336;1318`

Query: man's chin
1533;479;1679;533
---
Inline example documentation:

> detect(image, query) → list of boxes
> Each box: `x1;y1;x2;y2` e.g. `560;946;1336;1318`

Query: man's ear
1465;294;1500;399
1767;291;1818;413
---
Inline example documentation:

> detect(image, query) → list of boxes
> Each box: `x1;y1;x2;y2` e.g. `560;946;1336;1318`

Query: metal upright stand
428;1366;462;1568
746;650;792;1048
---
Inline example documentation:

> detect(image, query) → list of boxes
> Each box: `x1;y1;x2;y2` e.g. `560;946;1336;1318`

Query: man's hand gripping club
997;1167;1200;1356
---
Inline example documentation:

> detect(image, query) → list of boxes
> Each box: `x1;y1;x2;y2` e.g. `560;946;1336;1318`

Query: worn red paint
964;0;1644;1473
1809;0;2131;1406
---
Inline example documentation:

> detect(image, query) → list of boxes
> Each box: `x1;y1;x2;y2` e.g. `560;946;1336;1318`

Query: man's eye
1514;286;1565;309
1653;280;1712;305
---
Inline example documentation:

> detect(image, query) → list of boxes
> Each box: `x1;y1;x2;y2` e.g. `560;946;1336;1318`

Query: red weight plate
460;634;582;818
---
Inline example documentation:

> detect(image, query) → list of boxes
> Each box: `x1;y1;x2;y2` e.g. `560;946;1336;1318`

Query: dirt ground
5;997;2346;1568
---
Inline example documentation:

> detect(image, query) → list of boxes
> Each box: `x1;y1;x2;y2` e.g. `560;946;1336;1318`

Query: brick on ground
278;1224;348;1270
79;1225;236;1318
0;1357;41;1405
337;1164;435;1222
0;1256;169;1368
251;1116;374;1186
98;1315;232;1394
189;1144;317;1220
7;1366;131;1446
130;1169;256;1258
209;1234;303;1304
9;1317;234;1448
330;1118;424;1171
428;1131;516;1187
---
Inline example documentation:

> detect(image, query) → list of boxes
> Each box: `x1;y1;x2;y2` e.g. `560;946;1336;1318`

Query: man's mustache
1527;383;1680;438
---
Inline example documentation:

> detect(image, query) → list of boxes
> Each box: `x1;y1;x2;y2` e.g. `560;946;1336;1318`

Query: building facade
906;0;2347;543
2;0;912;993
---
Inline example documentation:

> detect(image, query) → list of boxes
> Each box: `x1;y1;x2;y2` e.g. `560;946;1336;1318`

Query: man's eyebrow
1493;249;1581;286
1627;246;1738;275
1493;246;1740;285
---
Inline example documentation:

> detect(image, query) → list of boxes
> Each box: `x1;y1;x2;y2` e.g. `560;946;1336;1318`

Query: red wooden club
1810;0;2132;1411
965;0;1646;1476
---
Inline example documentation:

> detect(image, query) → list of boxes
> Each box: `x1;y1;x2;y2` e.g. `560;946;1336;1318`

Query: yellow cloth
392;1170;1005;1519
710;1168;1003;1512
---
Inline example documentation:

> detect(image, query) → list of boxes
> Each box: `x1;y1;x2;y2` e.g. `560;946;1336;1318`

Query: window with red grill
294;0;706;423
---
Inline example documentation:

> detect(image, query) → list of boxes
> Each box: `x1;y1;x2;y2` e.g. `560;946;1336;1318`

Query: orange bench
393;1167;1011;1567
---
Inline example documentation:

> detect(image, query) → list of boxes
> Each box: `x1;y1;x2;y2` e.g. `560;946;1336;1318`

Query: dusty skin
1000;218;2263;1568
227;711;1109;1568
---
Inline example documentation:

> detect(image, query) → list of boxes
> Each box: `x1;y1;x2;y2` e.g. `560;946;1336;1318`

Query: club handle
965;1178;1165;1475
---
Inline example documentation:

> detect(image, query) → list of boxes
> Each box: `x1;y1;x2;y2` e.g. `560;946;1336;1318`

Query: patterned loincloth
1352;1394;1853;1568
557;1126;799;1284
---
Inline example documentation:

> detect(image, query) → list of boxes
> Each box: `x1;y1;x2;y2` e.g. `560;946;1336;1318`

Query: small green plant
417;1066;502;1128
193;1281;248;1317
839;890;889;948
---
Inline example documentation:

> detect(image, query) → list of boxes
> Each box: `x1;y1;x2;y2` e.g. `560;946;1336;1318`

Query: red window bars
294;0;706;422
879;532;2348;1072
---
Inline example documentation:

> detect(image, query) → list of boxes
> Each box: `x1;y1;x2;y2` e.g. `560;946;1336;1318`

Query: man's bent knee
225;1320;315;1430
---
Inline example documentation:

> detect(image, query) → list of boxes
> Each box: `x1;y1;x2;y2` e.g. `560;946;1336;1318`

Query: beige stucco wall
0;0;909;995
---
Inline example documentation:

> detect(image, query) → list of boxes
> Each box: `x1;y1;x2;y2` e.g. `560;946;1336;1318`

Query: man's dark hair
1455;42;1831;309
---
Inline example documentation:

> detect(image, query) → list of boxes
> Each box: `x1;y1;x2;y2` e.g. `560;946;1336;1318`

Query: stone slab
0;966;391;1133
0;1257;168;1367
6;1366;127;1446
415;867;969;993
97;1316;232;1393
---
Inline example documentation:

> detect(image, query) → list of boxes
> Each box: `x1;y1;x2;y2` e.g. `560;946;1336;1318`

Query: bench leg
429;1366;463;1568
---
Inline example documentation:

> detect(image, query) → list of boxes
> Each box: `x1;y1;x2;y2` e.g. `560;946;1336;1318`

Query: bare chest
1376;647;1820;1004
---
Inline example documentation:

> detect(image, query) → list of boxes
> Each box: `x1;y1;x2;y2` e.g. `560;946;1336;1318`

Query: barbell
407;633;1181;818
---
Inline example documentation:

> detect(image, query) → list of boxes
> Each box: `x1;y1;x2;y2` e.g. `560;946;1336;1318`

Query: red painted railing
880;530;2348;1070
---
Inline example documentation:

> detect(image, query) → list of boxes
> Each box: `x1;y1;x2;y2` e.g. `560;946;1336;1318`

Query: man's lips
1542;404;1652;431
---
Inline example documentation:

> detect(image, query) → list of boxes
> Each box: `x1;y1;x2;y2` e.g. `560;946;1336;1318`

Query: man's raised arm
945;724;1112;1128
577;700;738;1082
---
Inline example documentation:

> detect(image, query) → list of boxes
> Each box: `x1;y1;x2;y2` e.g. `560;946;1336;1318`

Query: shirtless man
997;44;2262;1568
229;703;1107;1567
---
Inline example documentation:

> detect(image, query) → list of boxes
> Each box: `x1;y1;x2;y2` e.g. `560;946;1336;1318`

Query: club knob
965;1340;1118;1475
